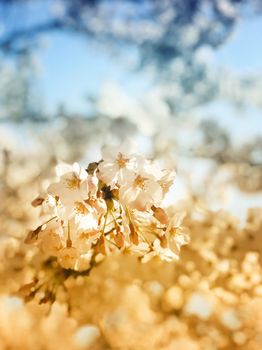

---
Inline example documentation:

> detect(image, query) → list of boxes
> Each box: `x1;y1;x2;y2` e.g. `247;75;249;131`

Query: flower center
66;176;81;189
134;175;147;189
169;227;177;236
75;201;88;215
117;152;129;168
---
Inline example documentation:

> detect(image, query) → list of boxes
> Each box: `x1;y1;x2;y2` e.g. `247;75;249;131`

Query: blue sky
40;35;148;114
37;15;262;115
215;16;262;72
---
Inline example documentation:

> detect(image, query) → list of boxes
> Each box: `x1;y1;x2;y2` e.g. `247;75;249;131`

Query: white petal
172;211;186;228
175;232;190;246
73;162;87;180
118;168;135;185
56;163;73;177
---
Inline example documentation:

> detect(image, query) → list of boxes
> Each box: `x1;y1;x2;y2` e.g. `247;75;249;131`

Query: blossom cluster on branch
25;145;189;271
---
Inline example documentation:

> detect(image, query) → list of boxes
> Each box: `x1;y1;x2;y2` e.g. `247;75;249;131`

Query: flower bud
152;206;169;225
129;223;139;245
114;227;125;248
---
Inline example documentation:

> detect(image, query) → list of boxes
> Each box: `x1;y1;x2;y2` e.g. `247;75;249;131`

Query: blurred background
0;1;262;349
0;0;262;217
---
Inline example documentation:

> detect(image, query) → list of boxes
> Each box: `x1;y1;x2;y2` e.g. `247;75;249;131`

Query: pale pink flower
28;148;188;271
48;163;89;209
65;220;100;255
37;219;65;256
158;168;176;194
119;173;163;211
126;242;150;257
98;144;136;187
165;212;190;254
74;211;99;232
131;209;160;243
85;197;107;216
142;239;179;263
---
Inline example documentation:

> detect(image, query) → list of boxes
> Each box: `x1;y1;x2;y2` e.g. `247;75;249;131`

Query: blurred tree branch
0;0;261;60
0;19;64;55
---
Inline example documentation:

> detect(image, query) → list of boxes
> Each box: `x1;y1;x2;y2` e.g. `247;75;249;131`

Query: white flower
75;211;99;232
65;220;101;254
72;201;99;231
131;209;160;243
42;194;70;221
41;194;58;215
98;143;136;187
158;168;176;194
48;162;89;209
135;155;163;179
166;212;187;235
28;148;188;271
85;197;107;216
118;156;166;211
38;219;65;256
165;212;190;254
126;242;150;256
119;173;163;211
142;239;179;263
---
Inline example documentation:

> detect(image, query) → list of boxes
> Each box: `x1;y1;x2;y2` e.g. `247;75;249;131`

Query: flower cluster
25;145;189;271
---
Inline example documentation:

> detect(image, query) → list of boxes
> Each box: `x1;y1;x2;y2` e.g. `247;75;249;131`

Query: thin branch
0;19;64;53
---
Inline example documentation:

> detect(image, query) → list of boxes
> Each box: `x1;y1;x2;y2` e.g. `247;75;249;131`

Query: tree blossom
165;212;190;255
98;143;136;187
142;239;179;263
37;219;65;255
25;146;190;271
119;173;163;211
48;163;89;209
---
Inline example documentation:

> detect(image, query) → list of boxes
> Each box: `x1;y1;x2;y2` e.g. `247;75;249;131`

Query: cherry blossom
25;146;190;271
98;143;136;187
165;212;190;254
142;239;179;263
48;163;89;208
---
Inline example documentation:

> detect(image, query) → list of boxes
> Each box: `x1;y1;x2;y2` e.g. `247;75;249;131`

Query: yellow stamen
134;175;147;189
117;152;129;168
66;176;81;189
75;201;88;215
